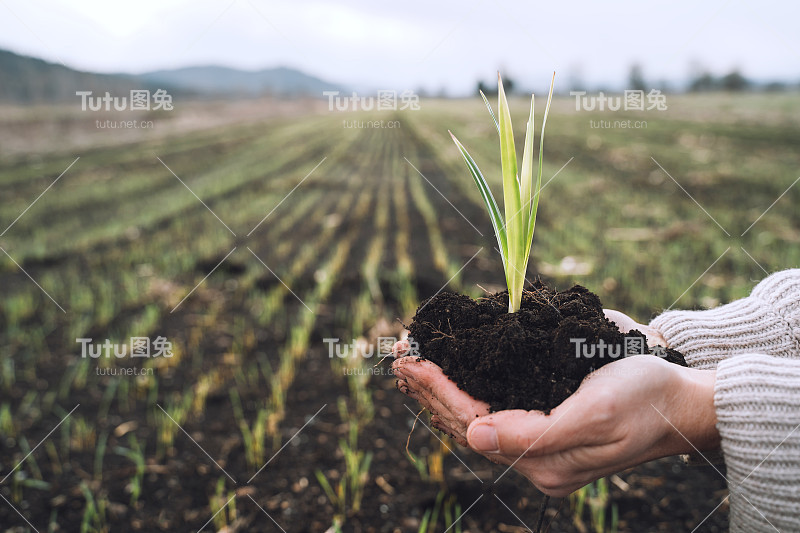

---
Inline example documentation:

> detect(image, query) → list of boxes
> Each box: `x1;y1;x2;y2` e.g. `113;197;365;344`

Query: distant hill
0;48;344;104
0;49;152;104
139;65;342;97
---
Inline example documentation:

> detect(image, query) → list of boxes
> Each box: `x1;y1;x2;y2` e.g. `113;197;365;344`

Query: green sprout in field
450;72;555;313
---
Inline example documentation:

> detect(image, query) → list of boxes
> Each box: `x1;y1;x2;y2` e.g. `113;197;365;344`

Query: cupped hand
392;309;719;497
393;343;491;446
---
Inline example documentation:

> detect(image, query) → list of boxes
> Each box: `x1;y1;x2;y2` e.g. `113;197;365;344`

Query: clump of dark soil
408;281;686;413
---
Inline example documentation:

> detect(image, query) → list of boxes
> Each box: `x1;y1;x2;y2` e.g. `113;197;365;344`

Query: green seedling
230;388;269;469
418;508;432;533
18;437;43;481
9;470;50;505
427;490;445;533
45;440;63;475
0;403;15;437
155;392;191;457
405;447;429;481
79;482;108;533
588;477;617;533
315;399;374;526
450;72;555;312
209;476;236;532
418;490;463;533
1;357;15;391
571;478;618;533
314;441;372;520
99;380;118;422
71;416;96;452
93;431;109;482
115;435;145;506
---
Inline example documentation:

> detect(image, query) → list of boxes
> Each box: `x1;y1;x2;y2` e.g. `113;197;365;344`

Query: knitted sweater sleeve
716;355;800;532
650;269;800;532
649;269;800;369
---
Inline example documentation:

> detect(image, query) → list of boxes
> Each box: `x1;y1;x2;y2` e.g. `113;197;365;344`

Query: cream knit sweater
650;269;800;532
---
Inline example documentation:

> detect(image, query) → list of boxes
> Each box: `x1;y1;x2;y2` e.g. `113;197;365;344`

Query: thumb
466;402;583;458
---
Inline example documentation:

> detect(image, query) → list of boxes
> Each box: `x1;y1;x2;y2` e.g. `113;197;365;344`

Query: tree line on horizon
476;63;798;96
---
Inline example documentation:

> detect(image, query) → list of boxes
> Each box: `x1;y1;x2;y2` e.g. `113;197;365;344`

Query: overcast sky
1;0;798;94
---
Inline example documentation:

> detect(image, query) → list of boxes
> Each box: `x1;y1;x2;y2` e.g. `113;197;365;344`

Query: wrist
666;367;720;454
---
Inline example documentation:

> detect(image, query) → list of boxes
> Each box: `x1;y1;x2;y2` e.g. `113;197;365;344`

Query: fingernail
469;424;499;453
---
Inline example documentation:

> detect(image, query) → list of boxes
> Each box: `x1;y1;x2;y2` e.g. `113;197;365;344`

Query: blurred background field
1;88;798;531
2;0;800;530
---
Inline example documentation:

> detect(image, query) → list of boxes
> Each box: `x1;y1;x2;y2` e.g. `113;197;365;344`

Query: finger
603;309;638;333
603;309;666;347
399;367;483;437
397;386;468;445
394;358;451;416
393;357;490;425
392;339;411;357
396;379;421;402
411;384;457;420
394;359;488;441
392;356;427;385
639;324;667;347
431;415;467;446
467;397;594;458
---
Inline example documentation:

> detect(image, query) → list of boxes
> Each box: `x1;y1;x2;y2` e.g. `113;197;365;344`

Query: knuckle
514;436;537;456
502;428;536;456
591;388;619;426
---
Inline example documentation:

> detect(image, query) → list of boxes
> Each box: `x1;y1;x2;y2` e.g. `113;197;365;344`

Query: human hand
602;309;666;348
393;344;491;447
393;310;719;496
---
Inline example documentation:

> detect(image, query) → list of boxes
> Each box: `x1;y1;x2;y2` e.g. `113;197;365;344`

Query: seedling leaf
525;72;555;262
479;90;500;135
449;131;508;272
450;72;556;313
497;73;524;312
